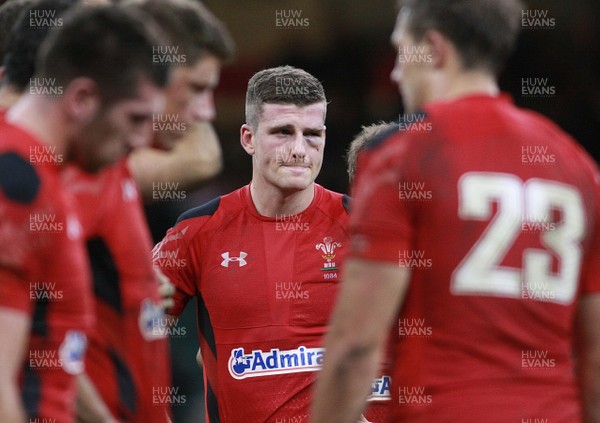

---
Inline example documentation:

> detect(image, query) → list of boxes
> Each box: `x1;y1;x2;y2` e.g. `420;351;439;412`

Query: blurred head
129;0;235;149
34;5;169;171
346;122;397;183
241;66;327;194
391;0;522;112
2;0;79;92
0;0;37;71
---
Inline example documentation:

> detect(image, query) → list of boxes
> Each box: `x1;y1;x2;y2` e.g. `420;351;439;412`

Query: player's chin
278;176;314;192
156;132;179;151
77;151;116;173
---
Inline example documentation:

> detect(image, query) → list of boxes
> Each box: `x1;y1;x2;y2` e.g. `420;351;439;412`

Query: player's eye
129;114;148;125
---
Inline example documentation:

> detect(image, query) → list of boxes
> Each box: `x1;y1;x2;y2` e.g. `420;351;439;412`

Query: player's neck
249;180;315;217
7;94;68;157
440;70;499;103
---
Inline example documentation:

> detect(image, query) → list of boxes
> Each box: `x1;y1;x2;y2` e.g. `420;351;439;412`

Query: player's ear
424;29;450;69
63;76;100;126
240;123;255;156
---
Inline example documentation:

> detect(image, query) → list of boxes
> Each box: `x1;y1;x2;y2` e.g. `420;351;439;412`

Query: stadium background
1;0;597;421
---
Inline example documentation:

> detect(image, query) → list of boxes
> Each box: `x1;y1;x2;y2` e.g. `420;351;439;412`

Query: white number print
451;172;585;304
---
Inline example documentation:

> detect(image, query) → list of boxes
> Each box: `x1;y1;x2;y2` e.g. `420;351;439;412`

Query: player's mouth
281;163;310;174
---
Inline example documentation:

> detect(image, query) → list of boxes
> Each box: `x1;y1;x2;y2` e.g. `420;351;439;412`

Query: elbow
206;153;224;178
196;147;223;180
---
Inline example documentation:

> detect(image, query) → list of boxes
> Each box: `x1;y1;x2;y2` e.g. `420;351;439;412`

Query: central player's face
74;79;164;172
248;102;326;194
390;14;428;113
160;54;221;149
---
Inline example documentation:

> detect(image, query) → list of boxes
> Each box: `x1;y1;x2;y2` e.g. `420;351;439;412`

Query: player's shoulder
156;195;225;255
0;150;42;204
361;122;402;153
176;195;222;226
514;103;598;174
315;184;351;219
176;186;246;226
0;121;55;204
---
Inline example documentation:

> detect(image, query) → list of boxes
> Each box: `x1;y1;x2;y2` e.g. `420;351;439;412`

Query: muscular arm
575;293;600;423
312;259;410;423
128;121;223;202
0;306;30;423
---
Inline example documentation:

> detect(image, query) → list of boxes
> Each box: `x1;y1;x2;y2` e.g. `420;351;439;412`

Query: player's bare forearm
76;373;118;423
575;294;600;422
0;389;26;423
128;121;223;202
154;267;175;311
0;307;30;423
313;337;381;423
312;259;410;423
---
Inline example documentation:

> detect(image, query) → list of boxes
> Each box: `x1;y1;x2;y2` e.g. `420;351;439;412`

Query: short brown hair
0;0;37;64
245;65;327;129
128;0;235;65
397;0;523;74
346;122;397;182
36;5;169;105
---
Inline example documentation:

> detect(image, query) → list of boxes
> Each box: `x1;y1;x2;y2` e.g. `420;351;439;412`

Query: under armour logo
221;252;248;267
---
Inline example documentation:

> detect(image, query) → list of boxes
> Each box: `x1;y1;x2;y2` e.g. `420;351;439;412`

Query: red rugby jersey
0;119;92;422
350;94;600;422
62;159;171;423
154;184;353;422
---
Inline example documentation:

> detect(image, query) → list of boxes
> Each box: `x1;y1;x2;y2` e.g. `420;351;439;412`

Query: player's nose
290;132;307;158
390;60;403;89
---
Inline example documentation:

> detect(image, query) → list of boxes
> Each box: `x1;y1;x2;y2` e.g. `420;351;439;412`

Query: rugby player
0;5;167;422
313;0;600;421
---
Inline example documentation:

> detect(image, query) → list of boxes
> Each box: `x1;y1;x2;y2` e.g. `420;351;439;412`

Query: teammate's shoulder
361;123;403;153
0;151;41;204
363;111;435;156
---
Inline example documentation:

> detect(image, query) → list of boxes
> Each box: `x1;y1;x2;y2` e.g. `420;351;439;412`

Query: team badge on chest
316;236;341;272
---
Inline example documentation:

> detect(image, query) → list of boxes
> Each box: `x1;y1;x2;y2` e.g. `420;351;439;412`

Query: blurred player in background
346;122;397;186
0;5;167;422
0;0;163;420
0;0;109;113
153;65;357;422
314;0;600;422
341;121;400;423
1;0;234;420
0;0;36;108
125;0;235;201
60;0;235;421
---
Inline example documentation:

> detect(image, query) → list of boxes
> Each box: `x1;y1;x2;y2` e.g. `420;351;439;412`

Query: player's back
367;94;599;422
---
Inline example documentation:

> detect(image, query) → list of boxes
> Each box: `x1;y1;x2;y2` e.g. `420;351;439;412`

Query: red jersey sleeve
0;152;41;315
0;267;32;315
349;134;416;263
153;223;196;316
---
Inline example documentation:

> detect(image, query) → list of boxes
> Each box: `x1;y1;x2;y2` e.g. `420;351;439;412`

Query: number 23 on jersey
451;172;585;305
